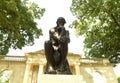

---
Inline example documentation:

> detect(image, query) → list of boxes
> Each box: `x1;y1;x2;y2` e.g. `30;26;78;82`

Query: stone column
75;64;80;75
23;63;33;83
37;64;44;83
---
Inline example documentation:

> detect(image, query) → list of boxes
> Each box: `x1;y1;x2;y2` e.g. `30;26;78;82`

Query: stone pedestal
39;74;86;83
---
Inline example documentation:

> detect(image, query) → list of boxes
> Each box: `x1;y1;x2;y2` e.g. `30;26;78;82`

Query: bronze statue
44;17;72;74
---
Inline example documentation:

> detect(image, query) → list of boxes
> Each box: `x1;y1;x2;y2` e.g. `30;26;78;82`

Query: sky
7;0;84;56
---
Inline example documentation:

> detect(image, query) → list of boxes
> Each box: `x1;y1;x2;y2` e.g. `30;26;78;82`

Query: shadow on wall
92;72;106;83
80;67;94;83
80;67;108;83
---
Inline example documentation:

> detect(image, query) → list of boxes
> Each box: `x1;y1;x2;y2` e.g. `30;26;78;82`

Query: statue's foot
45;70;56;74
56;70;72;74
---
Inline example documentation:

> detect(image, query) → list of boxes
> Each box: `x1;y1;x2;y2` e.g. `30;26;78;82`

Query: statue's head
56;17;66;27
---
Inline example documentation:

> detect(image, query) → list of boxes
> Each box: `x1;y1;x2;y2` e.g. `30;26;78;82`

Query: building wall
0;61;26;83
79;66;118;83
0;54;118;83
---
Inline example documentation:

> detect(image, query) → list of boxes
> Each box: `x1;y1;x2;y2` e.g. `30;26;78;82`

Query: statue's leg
56;44;72;74
56;59;72;74
59;44;68;66
44;62;49;74
64;60;72;74
44;62;56;74
44;40;56;69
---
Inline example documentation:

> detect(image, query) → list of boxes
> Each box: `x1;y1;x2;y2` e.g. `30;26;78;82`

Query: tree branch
111;14;120;28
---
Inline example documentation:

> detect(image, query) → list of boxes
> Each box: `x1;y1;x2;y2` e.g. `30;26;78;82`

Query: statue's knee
45;40;49;44
44;40;50;47
44;40;53;52
45;40;51;45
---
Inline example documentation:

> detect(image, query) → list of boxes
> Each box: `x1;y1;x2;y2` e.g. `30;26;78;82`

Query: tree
118;77;120;83
70;0;120;63
0;70;10;83
0;0;45;55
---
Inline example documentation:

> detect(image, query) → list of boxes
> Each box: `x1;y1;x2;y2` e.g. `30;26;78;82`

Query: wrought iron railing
0;55;26;62
0;55;110;64
79;58;110;64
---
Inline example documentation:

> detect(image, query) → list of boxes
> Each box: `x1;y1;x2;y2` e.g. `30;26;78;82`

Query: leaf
70;0;120;64
0;0;45;55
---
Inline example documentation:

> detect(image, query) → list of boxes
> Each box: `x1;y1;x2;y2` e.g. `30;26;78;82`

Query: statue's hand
50;28;60;40
54;32;60;39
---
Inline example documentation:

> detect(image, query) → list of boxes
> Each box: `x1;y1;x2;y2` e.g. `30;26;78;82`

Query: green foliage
118;77;120;83
0;0;45;54
0;71;11;83
70;0;120;63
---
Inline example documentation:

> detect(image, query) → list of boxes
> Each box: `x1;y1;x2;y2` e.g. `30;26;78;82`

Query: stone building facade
0;51;118;83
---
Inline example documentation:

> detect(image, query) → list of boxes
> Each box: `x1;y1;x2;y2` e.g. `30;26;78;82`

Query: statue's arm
58;30;70;67
60;30;70;43
49;29;57;41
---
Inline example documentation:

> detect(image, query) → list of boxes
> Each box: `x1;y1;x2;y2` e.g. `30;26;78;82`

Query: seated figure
44;17;72;74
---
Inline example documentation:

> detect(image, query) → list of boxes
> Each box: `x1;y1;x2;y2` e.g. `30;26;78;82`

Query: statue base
38;74;86;83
